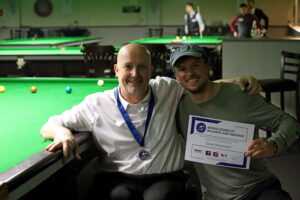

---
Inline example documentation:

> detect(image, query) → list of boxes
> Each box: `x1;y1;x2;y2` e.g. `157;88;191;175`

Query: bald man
40;43;260;200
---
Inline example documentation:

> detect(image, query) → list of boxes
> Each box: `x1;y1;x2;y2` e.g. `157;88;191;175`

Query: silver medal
138;150;149;160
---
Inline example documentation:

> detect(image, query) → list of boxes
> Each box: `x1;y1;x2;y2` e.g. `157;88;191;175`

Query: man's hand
261;28;267;37
233;76;262;95
45;128;81;163
245;138;277;159
215;76;262;95
233;32;238;37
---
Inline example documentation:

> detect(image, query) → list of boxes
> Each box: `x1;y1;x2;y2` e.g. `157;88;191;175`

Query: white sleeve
49;95;96;132
150;76;185;98
196;13;205;31
184;14;188;34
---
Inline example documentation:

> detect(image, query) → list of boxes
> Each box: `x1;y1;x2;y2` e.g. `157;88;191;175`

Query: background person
229;3;261;38
248;0;269;36
184;2;205;36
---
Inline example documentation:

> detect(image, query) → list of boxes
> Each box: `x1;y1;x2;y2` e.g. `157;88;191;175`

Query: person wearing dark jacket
248;0;269;36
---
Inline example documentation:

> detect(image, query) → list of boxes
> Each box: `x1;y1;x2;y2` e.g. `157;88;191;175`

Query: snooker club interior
0;0;300;200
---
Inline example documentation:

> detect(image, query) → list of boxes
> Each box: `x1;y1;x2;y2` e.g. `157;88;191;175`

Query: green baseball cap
170;44;206;66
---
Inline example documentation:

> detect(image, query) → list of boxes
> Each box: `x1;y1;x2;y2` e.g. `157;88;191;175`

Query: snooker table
127;36;226;79
0;46;85;77
0;36;101;48
128;36;228;48
0;46;84;61
0;78;119;200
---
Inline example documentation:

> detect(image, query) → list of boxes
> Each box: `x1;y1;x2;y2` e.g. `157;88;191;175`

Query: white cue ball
97;80;104;86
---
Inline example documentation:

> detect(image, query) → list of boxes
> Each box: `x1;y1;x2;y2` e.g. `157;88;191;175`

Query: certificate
185;115;254;169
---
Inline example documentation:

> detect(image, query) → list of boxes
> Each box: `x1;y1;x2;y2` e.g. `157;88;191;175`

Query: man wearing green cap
171;44;299;200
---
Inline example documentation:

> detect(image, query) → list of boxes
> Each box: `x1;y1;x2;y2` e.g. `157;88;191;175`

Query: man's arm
214;76;262;95
184;14;189;35
196;13;205;33
254;15;262;30
41;120;81;163
40;95;95;162
229;16;238;37
257;9;269;29
244;94;300;158
261;11;269;30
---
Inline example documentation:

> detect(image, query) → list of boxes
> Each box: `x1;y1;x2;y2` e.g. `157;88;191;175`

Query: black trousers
244;177;292;200
88;171;187;200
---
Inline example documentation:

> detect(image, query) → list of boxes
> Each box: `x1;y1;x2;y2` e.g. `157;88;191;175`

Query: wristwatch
266;140;278;154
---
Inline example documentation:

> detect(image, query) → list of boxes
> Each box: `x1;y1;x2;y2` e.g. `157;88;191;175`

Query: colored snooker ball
30;86;37;93
65;86;72;93
0;85;5;93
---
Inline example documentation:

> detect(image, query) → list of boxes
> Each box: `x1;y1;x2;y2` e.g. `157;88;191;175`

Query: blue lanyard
114;87;155;147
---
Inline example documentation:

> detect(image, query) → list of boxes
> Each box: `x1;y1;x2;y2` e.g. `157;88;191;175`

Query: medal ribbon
115;87;154;147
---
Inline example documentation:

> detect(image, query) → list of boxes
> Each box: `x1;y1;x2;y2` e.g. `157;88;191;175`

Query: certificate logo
205;151;211;156
196;122;206;133
190;116;221;135
194;149;203;154
213;152;219;157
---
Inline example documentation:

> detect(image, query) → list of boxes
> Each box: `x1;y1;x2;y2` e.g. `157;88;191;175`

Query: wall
20;0;148;27
0;0;20;27
222;39;300;118
0;0;296;28
161;0;294;26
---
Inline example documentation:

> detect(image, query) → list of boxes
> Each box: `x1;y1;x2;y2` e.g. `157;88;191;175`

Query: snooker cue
197;5;203;38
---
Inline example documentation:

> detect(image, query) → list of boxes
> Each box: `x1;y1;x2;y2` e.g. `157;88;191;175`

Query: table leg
0;181;9;200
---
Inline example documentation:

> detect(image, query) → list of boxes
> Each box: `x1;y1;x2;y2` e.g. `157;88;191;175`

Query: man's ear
173;68;179;80
114;64;118;77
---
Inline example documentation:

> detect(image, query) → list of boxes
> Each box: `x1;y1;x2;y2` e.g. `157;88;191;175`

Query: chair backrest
177;28;185;36
149;28;163;37
281;51;300;83
10;29;26;39
81;45;115;78
143;44;168;77
27;28;44;38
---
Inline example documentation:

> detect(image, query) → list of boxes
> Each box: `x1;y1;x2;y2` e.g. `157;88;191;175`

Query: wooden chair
81;45;115;78
143;44;169;78
27;28;44;38
149;28;163;37
177;28;185;36
258;51;300;137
